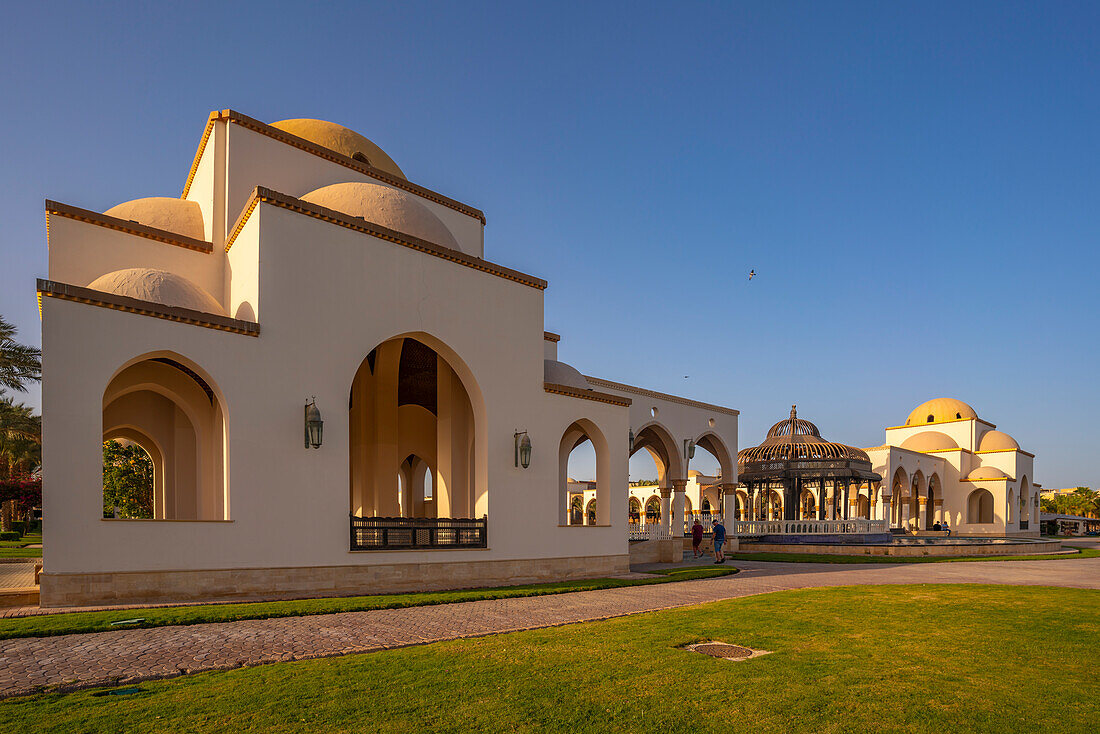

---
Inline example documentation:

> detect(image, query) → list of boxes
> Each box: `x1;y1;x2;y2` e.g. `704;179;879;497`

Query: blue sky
1;1;1097;487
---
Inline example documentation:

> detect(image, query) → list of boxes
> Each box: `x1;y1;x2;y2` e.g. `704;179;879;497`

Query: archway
559;419;610;526
628;497;642;523
968;488;995;524
569;496;583;525
630;422;682;531
890;467;909;528
585;498;597;526
910;470;925;530
101;438;156;519
349;336;479;519
645;496;661;523
102;355;227;520
800;489;817;520
1019;476;1030;526
927;474;941;527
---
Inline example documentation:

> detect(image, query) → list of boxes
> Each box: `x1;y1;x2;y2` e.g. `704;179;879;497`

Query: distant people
932;522;942;531
712;518;727;564
941;520;951;537
691;519;705;558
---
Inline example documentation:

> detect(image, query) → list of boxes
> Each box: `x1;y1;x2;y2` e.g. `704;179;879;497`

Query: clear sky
1;1;1097;488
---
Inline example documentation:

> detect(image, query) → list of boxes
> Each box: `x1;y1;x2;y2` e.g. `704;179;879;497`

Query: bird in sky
748;269;756;281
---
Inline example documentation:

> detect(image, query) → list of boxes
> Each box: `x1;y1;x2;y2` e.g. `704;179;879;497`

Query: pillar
659;486;672;536
817;479;825;521
934;499;944;525
721;483;738;529
917;497;928;530
901;500;910;531
671;479;687;537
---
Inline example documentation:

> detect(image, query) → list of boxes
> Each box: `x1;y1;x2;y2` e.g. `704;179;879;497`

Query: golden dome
87;268;224;315
979;430;1019;451
967;466;1009;480
104;197;205;240
900;431;959;452
271;119;406;180
300;182;459;249
905;398;978;426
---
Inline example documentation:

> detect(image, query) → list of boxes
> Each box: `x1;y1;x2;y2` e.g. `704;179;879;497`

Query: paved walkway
0;564;35;590
1;555;1098;699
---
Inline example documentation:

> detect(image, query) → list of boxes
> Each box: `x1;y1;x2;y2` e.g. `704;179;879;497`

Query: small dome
104;197;205;241
900;431;959;452
967;466;1009;480
87;268;225;315
979;430;1019;451
271;118;406;180
905;398;978;426
544;359;590;390
300;182;459;250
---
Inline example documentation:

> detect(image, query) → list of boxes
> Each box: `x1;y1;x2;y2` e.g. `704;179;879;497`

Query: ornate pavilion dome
739;406;872;464
271;118;406;180
905;398;978;426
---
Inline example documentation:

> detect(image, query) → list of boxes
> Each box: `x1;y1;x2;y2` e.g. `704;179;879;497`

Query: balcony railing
350;515;487;551
736;519;887;536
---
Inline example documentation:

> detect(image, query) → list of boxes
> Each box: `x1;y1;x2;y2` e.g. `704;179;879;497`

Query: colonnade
739;477;886;522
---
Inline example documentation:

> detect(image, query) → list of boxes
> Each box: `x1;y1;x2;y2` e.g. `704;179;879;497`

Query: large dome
271;119;406;180
544;359;590;390
88;268;225;315
979;430;1019;452
104;197;205;241
739;405;871;464
905;398;978;426
967;466;1009;480
300;181;459;250
900;431;959;452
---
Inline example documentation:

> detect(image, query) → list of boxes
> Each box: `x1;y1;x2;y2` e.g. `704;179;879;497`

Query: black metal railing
350;515;487;551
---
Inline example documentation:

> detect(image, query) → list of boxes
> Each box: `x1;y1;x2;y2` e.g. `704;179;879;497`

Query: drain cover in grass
684;641;769;661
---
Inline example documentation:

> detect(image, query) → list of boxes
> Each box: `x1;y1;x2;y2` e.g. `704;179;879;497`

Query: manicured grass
731;544;1099;564
0;534;41;559
2;585;1095;732
0;566;734;641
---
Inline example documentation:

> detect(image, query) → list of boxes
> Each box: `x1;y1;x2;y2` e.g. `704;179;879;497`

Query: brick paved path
0;564;35;590
1;556;1098;699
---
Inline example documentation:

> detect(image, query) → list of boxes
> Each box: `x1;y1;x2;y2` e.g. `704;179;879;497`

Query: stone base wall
40;554;631;608
738;540;1062;557
629;539;682;564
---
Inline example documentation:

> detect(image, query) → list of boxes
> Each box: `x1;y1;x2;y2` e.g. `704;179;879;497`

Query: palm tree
0;316;41;393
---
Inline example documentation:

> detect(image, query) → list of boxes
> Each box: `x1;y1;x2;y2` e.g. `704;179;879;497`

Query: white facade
38;111;738;606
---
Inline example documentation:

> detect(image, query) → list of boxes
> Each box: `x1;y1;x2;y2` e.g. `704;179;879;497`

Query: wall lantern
304;398;324;449
628;428;635;453
514;430;532;469
684;438;696;460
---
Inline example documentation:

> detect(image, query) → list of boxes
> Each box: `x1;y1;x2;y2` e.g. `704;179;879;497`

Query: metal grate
350;515;487;550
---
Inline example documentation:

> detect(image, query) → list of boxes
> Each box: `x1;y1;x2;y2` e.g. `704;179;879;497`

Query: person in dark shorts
691;519;704;558
712;518;727;563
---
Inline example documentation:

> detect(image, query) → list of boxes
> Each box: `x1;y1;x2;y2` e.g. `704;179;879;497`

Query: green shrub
0;531;20;542
9;522;25;537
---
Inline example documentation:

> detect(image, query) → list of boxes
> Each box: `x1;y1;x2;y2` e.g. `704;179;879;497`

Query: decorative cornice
544;382;632;407
227;187;545;290
543;331;561;343
182;110;486;224
37;279;260;337
886;417;997;431
976;448;1035;458
181;111;218;201
45;200;213;253
583;376;739;416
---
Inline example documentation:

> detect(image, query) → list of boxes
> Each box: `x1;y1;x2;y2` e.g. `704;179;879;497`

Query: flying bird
748;269;756;281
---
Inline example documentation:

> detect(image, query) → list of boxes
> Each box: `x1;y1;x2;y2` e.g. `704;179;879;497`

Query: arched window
570;496;583;525
628;497;642;522
586;499;597;526
559;419;610;527
645;496;661;522
102;356;227;520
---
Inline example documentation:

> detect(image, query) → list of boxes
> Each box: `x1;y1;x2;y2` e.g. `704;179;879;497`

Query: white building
38;111;738;606
865;398;1039;536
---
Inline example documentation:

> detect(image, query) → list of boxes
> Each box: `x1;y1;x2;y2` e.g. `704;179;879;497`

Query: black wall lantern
514;430;532;469
628;428;635;453
305;398;324;449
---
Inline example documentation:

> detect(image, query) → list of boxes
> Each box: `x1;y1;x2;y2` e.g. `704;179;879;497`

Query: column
817;479;826;521
901;500;910;531
934;499;944;525
672;479;687;537
918;497;928;530
721;482;739;551
659;486;672;536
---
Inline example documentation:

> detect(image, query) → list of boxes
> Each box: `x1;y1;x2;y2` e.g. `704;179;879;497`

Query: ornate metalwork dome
738;406;873;467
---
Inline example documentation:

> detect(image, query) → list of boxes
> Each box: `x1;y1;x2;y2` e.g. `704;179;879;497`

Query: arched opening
570;496;583;525
1019;476;1030;527
349;336;480;520
968;488;995;524
765;490;783;520
645;496;661;522
927;474;941;527
1007;489;1016;523
693;433;734;482
628;497;642;523
629;422;681;530
101;439;155;519
559;418;610;526
102;356;227;520
890;467;908;528
800;489;817;520
910;471;925;530
701;496;712;514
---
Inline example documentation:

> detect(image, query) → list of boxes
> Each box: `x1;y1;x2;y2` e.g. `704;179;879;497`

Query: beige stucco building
37;111;739;606
864;398;1039;536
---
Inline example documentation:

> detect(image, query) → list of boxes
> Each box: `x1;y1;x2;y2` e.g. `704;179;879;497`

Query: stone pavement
0;564;35;590
1;555;1098;699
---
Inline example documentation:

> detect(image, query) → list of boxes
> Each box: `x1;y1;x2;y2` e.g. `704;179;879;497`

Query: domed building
36;110;739;606
862;398;1039;536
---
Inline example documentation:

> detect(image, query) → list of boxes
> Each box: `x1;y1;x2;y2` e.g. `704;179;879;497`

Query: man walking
691;518;705;558
712;517;727;563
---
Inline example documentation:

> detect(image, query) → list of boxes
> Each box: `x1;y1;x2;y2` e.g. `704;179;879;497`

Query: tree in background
1040;487;1098;518
102;440;154;519
0;316;41;531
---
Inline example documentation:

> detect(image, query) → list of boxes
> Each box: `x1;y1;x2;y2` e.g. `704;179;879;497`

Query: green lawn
0;533;41;559
0;566;734;640
731;544;1098;564
1;585;1095;733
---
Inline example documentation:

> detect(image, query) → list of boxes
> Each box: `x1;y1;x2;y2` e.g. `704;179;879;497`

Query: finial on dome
791;404;797;420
